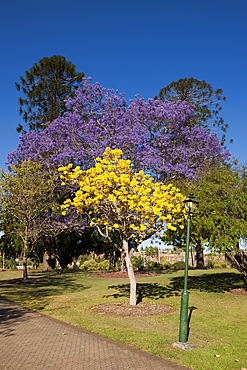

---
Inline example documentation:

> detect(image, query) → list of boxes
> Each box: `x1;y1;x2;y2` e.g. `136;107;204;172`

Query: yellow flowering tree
59;148;185;305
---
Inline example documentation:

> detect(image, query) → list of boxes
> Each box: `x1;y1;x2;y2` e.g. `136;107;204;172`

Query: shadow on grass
0;270;91;308
187;306;198;341
0;296;36;337
105;272;244;300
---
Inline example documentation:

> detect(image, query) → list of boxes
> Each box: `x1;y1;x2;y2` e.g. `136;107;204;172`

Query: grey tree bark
122;238;136;305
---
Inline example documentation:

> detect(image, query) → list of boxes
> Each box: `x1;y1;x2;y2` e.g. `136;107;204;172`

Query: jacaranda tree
59;148;186;305
8;78;230;182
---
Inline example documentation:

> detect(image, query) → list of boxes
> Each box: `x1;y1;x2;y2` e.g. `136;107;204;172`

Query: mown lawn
0;268;246;370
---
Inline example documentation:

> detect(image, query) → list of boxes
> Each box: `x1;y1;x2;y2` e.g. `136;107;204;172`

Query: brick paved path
0;296;190;370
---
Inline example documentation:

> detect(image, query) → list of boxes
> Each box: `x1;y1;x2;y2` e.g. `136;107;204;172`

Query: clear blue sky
1;0;247;170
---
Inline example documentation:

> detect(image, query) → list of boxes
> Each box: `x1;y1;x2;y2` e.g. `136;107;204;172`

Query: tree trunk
226;245;247;282
191;245;194;266
120;249;127;272
195;240;204;269
23;234;28;279
23;256;28;280
42;250;53;270
123;238;136;305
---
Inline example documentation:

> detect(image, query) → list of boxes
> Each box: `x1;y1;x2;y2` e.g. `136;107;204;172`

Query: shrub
189;265;196;270
80;259;98;271
79;259;111;271
131;256;144;270
79;254;91;266
146;261;157;270
207;260;214;269
161;260;171;270
171;261;186;270
1;258;17;270
98;260;110;270
112;261;121;271
157;263;163;270
213;263;221;269
221;263;227;268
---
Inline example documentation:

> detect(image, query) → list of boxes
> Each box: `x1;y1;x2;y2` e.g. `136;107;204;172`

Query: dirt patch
229;287;247;296
0;278;50;284
89;271;158;279
91;301;175;317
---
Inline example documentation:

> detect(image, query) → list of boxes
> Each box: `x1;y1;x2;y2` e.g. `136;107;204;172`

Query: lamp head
184;193;199;215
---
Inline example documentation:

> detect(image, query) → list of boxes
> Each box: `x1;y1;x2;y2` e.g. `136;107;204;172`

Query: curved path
0;296;190;370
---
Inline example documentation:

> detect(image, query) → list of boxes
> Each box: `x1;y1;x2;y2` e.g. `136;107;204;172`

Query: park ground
0;268;246;370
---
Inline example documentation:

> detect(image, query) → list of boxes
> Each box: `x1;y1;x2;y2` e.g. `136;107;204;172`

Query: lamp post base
172;341;197;351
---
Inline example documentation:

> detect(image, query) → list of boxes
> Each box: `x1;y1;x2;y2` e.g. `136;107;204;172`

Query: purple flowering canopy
6;78;231;239
7;78;230;181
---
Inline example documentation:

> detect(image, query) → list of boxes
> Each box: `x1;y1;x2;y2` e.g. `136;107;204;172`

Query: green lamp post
178;193;199;344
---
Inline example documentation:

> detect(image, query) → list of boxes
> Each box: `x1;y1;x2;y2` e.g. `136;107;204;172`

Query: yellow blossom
59;148;185;241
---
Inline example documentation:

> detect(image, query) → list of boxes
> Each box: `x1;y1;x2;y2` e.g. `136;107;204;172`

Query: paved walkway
0;296;190;370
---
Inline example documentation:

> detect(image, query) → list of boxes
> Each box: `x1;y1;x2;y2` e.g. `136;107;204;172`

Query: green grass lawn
0;268;246;370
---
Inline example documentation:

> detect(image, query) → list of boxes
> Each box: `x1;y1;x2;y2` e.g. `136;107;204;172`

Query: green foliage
0;257;17;270
48;230;91;270
164;161;247;277
145;246;159;257
76;228;121;269
97;260;110;270
15;55;85;132
207;260;214;269
0;161;92;273
113;260;121;271
79;254;91;265
131;256;144;270
79;258;110;271
26;260;33;267
80;259;98;271
171;261;186;270
212;262;228;269
0;233;23;260
161;260;172;270
0;160;58;255
146;261;157;270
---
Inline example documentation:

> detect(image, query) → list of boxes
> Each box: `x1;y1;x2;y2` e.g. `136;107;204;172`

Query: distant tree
37;230;90;270
48;227;121;270
15;55;85;132
157;78;229;143
224;165;247;281
145;246;158;257
0;233;23;261
164;161;247;277
0;160;59;279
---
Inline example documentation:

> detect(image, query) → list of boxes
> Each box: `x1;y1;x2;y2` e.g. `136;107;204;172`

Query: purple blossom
6;79;231;237
7;78;230;181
